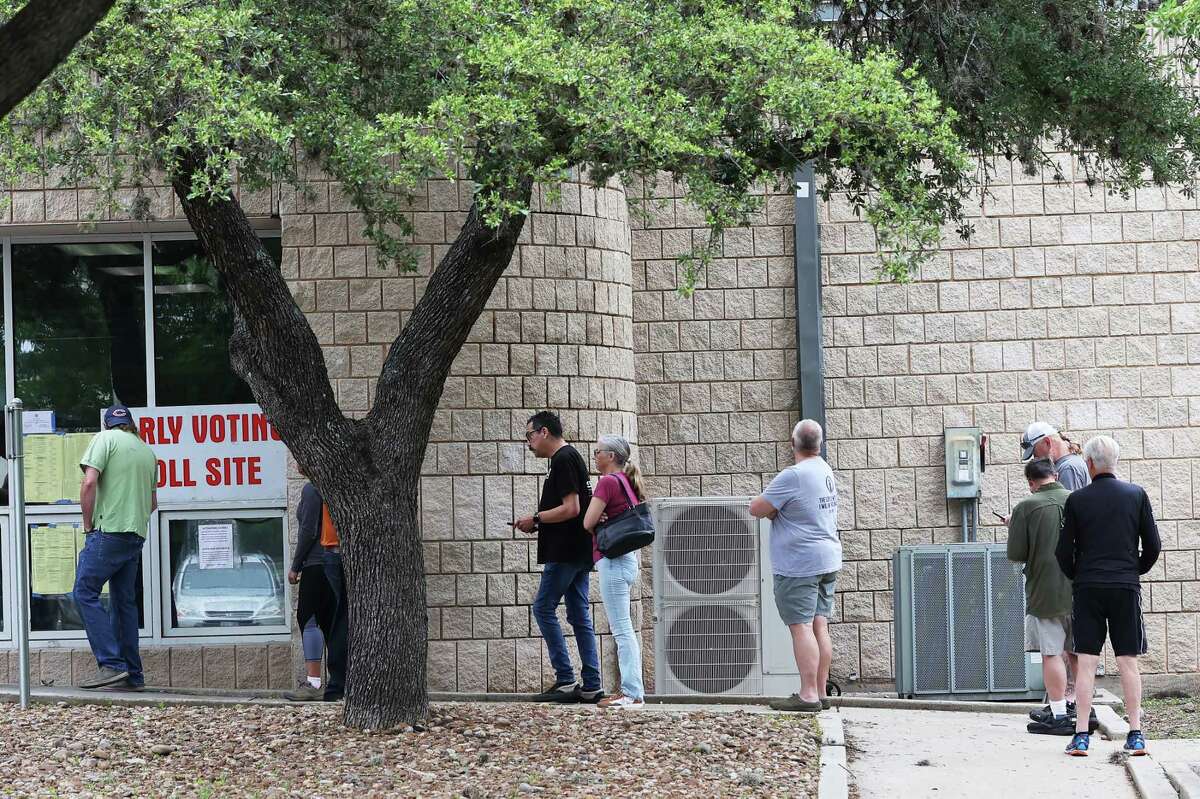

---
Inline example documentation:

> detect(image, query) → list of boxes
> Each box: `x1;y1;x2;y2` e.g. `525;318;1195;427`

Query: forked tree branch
0;0;115;119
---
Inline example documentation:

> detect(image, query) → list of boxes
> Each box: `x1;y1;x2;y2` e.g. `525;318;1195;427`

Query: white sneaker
600;694;644;709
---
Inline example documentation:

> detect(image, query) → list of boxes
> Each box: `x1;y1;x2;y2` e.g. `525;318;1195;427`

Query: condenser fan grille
662;504;757;595
665;604;758;694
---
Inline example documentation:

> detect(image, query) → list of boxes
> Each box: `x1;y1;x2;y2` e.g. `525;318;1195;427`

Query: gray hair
1083;435;1119;473
792;419;823;454
597;434;631;464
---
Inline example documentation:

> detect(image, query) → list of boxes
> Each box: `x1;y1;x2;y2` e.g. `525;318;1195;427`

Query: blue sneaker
1065;732;1090;757
1124;730;1148;756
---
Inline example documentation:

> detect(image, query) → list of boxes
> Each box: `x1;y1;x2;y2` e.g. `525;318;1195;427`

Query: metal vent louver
659;601;761;695
653;497;764;696
654;498;759;600
894;544;1038;699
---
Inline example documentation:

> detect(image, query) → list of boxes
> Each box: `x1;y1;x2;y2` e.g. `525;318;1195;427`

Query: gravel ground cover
1141;696;1200;739
0;700;820;798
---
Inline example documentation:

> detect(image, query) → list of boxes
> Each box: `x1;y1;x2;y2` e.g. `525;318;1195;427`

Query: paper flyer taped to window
197;523;234;570
22;410;55;434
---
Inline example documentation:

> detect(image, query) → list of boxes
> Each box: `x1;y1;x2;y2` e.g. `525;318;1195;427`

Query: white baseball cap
1020;421;1058;461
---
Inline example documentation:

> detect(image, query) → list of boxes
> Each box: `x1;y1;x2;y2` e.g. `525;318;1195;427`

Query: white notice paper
22;410;56;434
197;523;234;570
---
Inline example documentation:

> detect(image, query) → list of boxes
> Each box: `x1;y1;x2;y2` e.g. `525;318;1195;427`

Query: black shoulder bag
596;473;655;558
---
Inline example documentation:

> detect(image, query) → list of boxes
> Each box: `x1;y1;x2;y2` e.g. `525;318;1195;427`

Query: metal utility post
6;399;30;708
793;163;826;453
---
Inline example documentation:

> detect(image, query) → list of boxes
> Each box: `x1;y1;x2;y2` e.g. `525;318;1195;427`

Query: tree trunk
171;156;531;729
0;0;116;119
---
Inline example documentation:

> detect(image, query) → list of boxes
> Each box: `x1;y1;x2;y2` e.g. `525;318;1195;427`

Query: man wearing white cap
1020;422;1090;492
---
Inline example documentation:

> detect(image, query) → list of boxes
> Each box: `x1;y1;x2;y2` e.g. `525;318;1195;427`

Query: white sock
1050;699;1068;719
307;677;322;689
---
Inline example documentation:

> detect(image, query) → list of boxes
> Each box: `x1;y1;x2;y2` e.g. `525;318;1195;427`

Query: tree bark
0;0;115;119
171;156;530;729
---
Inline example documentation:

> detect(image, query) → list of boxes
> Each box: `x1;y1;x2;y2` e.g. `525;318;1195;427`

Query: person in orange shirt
285;476;347;703
316;493;347;702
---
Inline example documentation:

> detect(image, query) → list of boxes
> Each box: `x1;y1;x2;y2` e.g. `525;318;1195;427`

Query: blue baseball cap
103;404;134;429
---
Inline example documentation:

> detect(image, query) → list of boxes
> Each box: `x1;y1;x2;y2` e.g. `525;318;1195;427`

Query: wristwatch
533;512;540;528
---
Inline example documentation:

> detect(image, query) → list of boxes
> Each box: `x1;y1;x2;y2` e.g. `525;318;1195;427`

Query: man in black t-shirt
512;411;603;703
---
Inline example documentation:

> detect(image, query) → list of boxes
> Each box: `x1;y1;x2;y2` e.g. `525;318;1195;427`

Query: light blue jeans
598;553;645;700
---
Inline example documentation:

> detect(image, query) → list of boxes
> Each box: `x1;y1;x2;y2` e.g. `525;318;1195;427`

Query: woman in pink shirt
582;434;647;708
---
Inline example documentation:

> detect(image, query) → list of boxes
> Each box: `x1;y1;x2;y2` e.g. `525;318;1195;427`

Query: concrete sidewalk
841;706;1137;799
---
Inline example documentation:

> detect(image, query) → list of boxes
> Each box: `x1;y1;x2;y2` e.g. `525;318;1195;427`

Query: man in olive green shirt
73;405;157;690
1007;457;1080;735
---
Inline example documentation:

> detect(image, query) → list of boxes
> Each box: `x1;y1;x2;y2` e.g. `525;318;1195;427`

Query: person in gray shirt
750;419;841;713
1021;421;1090;491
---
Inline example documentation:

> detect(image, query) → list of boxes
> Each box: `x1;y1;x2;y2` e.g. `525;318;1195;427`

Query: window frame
0;515;10;642
0;227;289;649
158;507;291;639
23;511;155;642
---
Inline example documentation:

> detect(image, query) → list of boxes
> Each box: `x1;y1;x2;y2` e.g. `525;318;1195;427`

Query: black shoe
576;686;605;704
533;681;580;702
1027;715;1078;736
322;692;344;702
1030;702;1077;723
1030;707;1098;733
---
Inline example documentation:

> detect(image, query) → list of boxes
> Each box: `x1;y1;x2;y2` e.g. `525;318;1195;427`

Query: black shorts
296;564;335;635
1072;585;1147;657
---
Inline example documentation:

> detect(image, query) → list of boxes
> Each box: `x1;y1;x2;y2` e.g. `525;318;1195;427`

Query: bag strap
613;471;639;507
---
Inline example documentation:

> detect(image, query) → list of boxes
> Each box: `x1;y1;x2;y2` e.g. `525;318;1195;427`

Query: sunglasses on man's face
524;428;541;441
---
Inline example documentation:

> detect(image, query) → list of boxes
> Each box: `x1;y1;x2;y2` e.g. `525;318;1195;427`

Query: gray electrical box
944;427;982;499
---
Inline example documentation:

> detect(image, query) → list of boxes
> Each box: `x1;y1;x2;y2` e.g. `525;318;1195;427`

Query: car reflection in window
172;553;285;627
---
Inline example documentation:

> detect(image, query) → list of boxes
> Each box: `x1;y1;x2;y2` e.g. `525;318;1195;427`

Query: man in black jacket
1056;435;1160;758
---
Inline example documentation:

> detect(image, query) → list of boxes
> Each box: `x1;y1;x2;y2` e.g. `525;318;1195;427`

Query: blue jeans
532;561;601;691
72;531;144;684
598;553;645;700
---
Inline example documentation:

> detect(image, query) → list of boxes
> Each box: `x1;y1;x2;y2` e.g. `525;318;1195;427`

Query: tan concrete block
170;646;204;688
457;641;487;692
267;643;293;689
235;645;269;689
202;646;236;688
428;641;457;691
39;649;73;687
140;647;170;687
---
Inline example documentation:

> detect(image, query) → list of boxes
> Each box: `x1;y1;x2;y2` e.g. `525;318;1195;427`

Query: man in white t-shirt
750;419;841;713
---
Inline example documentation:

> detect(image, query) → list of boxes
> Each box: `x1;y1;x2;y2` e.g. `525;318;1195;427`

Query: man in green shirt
1007;457;1090;736
73;405;158;690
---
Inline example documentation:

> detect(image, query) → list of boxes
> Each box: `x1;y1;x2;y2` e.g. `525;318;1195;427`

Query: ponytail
598;433;649;502
1060;431;1083;456
623;461;648;503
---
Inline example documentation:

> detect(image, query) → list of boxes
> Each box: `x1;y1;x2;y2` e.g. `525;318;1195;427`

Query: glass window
28;521;145;633
166;517;286;630
12;242;147;433
152;237;281;406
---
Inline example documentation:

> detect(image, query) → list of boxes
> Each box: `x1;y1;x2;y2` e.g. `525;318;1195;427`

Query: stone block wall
0;644;293;690
9;149;1200;694
280;170;640;693
820;156;1200;679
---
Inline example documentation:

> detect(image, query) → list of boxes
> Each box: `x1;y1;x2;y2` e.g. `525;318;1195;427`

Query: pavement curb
1163;762;1200;799
1127;754;1180;799
433;690;1123;715
817;711;849;799
1096;704;1130;739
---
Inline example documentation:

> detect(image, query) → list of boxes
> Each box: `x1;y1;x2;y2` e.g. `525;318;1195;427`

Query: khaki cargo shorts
1025;614;1073;657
